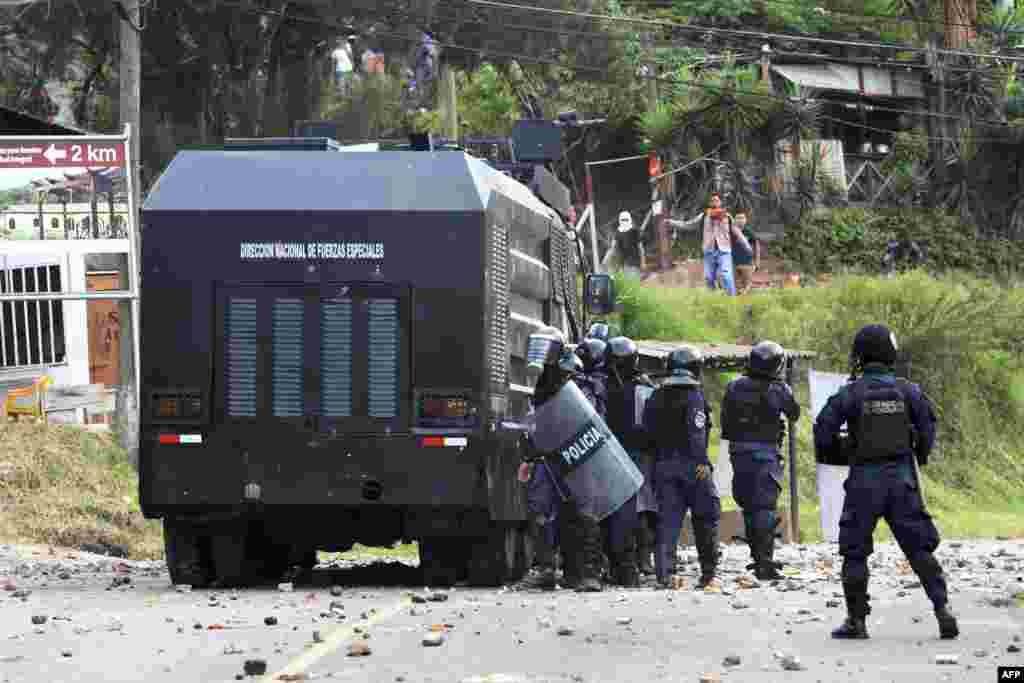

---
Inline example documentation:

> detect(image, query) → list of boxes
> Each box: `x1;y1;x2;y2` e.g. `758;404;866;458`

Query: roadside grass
612;269;1024;544
319;543;419;565
0;420;163;560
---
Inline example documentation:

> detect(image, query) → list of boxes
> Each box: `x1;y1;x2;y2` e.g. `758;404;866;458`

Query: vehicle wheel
207;520;252;588
418;537;466;588
467;522;530;587
163;518;211;588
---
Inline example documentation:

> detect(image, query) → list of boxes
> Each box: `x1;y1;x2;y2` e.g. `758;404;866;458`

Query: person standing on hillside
667;192;749;296
731;210;759;295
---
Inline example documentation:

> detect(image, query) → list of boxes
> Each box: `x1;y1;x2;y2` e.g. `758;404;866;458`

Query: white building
0;240;129;411
1;201;130;241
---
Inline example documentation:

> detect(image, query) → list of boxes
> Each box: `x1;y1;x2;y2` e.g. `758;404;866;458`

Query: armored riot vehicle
138;139;613;587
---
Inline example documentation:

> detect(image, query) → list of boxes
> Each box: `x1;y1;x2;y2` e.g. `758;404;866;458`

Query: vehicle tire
418;537;465;588
207;520;252;588
467;522;530;587
163;518;211;588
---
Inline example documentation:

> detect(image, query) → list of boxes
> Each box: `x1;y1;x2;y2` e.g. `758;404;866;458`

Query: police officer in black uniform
556;337;610;590
602;336;656;586
587;322;612;343
814;324;958;640
721;341;800;581
644;346;721;589
517;326;605;593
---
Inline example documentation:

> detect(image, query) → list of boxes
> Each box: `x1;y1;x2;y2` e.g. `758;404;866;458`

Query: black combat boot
752;528;785;581
637;515;656;576
831;580;870;639
935;605;959;639
693;521;720;589
611;554;639;587
514;524;556;591
575;516;604;593
557;505;581;589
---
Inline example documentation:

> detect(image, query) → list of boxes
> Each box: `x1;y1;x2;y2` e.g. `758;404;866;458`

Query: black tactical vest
605;375;653;449
850;380;914;463
721;379;782;443
649;386;695;444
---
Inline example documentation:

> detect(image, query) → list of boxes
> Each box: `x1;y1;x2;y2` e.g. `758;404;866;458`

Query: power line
428;0;1003;76
625;0;1014;35
467;0;1024;64
422;3;1014;126
224;3;1022;144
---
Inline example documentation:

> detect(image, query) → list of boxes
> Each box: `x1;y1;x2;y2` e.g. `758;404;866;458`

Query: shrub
777;207;1024;278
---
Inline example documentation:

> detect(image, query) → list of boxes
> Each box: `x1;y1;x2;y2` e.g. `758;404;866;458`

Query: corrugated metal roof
771;63;924;99
142;150;559;216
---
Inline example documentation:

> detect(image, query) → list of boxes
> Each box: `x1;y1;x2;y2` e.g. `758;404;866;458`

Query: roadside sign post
0;125;141;447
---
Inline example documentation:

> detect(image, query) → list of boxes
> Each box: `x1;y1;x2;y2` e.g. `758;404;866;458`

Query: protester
667;192;750;296
731;210;758;295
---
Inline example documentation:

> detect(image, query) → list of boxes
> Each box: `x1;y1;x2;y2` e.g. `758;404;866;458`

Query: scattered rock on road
780;655;805;671
243;660;267;676
422;632;445;647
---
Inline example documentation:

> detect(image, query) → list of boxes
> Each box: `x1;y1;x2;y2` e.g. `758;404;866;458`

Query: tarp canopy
142;150;560;218
636;339;816;373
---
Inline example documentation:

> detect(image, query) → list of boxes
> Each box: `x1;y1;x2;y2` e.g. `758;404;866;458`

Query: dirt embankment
0;420;162;560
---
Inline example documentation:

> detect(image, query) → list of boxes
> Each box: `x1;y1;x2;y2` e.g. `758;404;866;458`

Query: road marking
259;595;410;681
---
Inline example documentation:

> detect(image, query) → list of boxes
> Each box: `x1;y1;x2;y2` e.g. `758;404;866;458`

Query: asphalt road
1;540;1022;683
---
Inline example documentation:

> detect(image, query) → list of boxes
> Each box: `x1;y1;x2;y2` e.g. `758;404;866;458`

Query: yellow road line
259;595;410;681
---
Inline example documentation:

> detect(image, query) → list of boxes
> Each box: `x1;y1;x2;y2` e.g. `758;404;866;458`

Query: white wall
0;240;129;388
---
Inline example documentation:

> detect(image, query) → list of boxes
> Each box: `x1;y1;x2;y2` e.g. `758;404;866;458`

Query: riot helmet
587;322;612;342
851;324;898;370
525;326;566;388
606;336;639;381
748;340;786;380
560;348;584;375
575;338;607;373
664;345;703;387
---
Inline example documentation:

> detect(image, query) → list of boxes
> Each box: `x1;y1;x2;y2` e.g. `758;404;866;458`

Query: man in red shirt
669;193;750;296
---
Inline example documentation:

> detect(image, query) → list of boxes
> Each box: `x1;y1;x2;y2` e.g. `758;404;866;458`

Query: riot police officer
575;338;609;418
512;327;622;593
587;322;612;343
721;341;800;581
814;324;958;640
644;346;721;589
603;336;657;586
556;338;609;590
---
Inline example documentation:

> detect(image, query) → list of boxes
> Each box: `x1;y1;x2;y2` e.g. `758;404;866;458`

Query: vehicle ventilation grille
272;299;304;417
225;298;258;417
488;222;509;388
367;299;399;418
321;299;353;417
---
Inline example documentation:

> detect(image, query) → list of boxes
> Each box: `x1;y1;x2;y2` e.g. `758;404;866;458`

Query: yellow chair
3;375;53;422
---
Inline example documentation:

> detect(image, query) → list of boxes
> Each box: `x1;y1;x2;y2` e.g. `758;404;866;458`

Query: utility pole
445;64;458;142
642;32;671;272
117;0;142;464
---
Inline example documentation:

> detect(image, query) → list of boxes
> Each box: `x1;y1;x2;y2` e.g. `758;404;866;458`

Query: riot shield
530;380;644;521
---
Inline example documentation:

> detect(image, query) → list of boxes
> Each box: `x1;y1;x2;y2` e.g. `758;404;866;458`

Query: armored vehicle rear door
214;282;411;438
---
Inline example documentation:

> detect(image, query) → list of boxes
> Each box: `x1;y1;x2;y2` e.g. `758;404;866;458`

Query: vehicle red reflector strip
158;434;203;445
419;437;469;448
